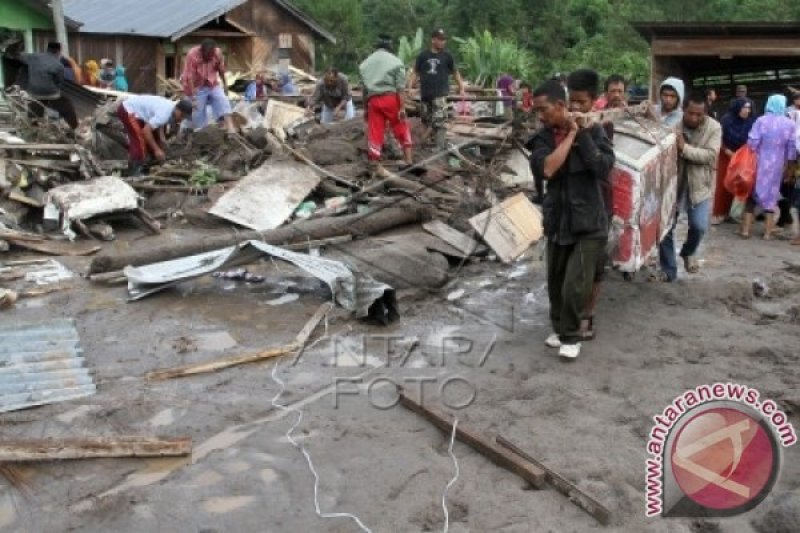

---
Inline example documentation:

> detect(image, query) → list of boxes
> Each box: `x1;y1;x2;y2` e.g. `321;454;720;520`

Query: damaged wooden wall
228;1;315;72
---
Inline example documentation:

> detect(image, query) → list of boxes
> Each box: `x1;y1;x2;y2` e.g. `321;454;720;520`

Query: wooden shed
633;22;800;106
33;0;335;94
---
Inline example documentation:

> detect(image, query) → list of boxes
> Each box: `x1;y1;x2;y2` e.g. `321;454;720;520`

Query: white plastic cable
442;418;460;533
270;363;372;533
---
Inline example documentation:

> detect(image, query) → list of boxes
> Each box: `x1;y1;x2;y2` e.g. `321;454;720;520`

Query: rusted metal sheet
0;319;95;414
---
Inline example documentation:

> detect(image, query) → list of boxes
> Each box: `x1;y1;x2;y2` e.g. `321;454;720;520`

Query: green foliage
397;28;425;67
294;0;800;87
454;30;535;87
189;162;219;188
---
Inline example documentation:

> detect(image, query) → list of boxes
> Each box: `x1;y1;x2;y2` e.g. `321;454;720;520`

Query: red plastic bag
725;145;757;200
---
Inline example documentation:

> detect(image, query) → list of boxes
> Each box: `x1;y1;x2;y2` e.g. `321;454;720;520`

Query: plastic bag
724;145;757;200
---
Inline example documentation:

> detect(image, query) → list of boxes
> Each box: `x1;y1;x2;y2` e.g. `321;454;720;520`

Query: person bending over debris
409;29;466;151
18;42;78;130
654;90;721;281
117;95;193;176
307;67;355;124
182;38;235;135
566;69;614;340
359;34;413;173
529;79;615;360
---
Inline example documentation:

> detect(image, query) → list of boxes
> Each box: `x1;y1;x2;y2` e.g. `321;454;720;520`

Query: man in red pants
117;95;192;175
358;35;413;174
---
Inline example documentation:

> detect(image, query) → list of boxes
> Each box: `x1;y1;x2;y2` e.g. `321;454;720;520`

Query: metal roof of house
63;0;335;43
0;319;96;414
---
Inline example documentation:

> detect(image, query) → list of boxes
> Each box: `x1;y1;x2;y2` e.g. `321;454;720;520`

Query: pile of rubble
0;82;557;324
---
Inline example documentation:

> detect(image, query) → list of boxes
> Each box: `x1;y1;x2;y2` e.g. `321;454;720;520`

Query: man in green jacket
359;35;413;172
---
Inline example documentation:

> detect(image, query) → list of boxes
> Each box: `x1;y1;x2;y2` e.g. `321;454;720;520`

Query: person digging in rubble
529;79;615;360
653;90;722;281
16;42;79;130
566;69;614;341
408;29;466;152
181;38;236;135
359;34;413;174
117;95;193;176
307;67;355;124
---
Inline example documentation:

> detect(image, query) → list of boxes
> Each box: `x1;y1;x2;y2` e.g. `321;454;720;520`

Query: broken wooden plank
146;302;332;381
496;436;611;525
397;390;546;489
6;238;102;256
469;192;542;263
0;144;77;152
423;220;487;256
0;437;191;462
8;190;44;208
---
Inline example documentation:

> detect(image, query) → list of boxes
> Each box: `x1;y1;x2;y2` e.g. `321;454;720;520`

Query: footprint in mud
411;500;469;531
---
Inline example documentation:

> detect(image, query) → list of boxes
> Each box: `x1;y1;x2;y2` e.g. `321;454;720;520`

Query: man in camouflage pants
409;29;465;151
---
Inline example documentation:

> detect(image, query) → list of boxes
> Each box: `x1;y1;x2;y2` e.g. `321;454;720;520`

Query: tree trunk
88;205;432;274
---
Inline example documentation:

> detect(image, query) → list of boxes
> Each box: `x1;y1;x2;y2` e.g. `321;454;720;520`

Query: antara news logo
646;382;797;518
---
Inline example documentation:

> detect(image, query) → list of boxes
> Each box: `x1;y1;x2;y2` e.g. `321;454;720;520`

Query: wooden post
397;390;546;489
50;0;70;57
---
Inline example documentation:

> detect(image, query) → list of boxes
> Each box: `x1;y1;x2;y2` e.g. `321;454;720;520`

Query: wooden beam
146;302;332;380
397;390;546;489
495;436;611;526
0;437;191;461
652;38;800;57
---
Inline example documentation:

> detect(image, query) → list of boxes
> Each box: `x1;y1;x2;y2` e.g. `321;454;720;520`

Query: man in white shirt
117;95;192;175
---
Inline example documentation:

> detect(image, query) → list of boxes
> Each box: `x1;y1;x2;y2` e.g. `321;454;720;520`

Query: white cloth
122;95;177;129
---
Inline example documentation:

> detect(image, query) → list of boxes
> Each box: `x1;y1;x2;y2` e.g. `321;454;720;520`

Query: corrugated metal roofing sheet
0;319;96;413
63;0;248;40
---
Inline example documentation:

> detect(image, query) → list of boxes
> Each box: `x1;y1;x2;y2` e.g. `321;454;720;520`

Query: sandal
683;256;700;274
648;271;673;282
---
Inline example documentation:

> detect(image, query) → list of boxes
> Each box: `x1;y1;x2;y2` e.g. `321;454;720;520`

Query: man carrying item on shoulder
529;78;615;360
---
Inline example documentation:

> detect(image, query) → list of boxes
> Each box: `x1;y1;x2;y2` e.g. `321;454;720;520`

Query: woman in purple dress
742;94;798;239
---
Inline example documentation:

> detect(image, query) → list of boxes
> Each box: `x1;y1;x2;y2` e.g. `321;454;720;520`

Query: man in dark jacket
19;42;78;129
529;79;615;359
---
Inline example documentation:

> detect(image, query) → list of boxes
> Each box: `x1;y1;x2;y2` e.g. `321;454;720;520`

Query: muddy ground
1;217;799;533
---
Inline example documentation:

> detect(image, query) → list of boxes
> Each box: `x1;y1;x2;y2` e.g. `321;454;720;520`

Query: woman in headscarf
741;94;798;239
83;59;99;87
713;97;755;224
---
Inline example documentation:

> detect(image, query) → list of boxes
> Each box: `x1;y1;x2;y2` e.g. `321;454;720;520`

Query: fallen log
495;436;611;525
89;206;431;274
0;436;191;461
146;302;331;380
397;389;546;489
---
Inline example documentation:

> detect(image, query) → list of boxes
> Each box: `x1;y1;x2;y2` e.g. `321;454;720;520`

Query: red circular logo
670;407;776;511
